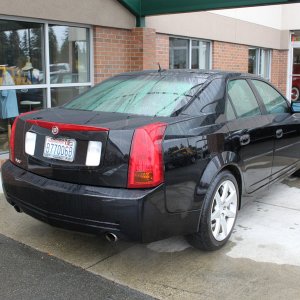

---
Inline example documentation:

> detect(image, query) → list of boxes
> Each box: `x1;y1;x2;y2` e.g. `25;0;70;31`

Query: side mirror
291;101;300;113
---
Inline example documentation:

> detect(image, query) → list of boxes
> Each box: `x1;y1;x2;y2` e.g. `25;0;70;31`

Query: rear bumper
1;161;199;242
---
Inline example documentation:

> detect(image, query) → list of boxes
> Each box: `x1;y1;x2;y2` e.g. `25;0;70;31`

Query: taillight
9;116;20;162
10;111;36;163
128;122;167;189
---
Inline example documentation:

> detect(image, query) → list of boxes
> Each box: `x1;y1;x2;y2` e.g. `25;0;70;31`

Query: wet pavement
1;177;300;299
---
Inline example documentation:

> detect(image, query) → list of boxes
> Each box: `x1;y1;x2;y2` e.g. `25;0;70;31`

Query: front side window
65;75;206;117
170;37;211;70
228;79;261;118
248;48;272;80
252;80;289;114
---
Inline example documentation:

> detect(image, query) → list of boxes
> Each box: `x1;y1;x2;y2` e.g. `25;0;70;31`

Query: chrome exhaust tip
105;232;118;242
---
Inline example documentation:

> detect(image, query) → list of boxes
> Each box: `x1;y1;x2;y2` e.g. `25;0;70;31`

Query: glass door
290;33;300;102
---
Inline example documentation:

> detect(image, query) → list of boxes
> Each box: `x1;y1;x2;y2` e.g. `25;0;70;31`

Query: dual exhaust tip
105;232;118;243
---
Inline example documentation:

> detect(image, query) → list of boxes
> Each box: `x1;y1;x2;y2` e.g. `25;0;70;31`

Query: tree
48;27;59;64
59;28;70;64
30;27;42;70
0;31;9;65
8;31;23;67
21;30;28;56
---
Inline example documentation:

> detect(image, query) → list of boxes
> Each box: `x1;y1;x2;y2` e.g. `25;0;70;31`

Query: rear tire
187;170;239;251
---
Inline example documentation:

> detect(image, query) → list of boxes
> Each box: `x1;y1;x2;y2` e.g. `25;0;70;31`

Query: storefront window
0;18;92;153
169;37;211;70
248;48;271;80
0;20;45;86
17;89;46;113
0;88;46;152
51;86;88;107
49;25;89;83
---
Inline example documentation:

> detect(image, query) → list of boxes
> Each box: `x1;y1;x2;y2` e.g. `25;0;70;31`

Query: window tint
225;100;236;120
251;80;289;114
228;80;261;118
184;79;225;115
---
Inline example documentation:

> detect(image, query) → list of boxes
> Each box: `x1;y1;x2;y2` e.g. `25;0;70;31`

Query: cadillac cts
2;70;300;251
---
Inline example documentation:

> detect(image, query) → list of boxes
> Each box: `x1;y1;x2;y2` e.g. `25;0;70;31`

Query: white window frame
0;15;93;108
169;36;212;70
249;47;272;81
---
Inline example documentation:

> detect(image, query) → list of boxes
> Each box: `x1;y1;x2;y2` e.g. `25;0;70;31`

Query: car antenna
158;62;162;73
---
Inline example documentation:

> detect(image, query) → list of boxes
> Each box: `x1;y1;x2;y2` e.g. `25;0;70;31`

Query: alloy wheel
210;180;238;242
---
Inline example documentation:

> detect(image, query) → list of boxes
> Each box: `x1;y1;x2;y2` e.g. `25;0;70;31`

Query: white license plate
43;136;76;162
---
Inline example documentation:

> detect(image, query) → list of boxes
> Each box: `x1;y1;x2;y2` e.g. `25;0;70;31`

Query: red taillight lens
9;116;20;162
10;111;36;162
128;122;167;189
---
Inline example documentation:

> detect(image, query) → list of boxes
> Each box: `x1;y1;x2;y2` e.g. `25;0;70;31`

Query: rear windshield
64;75;206;117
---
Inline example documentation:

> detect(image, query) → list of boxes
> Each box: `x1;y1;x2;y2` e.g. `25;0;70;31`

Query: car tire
187;170;239;251
291;87;300;101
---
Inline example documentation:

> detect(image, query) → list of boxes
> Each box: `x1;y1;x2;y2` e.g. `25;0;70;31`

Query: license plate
43;137;76;162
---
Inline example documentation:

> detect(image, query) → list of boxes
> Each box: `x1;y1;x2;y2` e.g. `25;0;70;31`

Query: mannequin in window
22;57;34;84
0;67;19;142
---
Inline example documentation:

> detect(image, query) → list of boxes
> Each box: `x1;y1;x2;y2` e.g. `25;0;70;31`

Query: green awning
118;0;300;17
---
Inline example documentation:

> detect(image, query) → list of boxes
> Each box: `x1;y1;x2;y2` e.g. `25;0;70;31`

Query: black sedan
2;70;300;251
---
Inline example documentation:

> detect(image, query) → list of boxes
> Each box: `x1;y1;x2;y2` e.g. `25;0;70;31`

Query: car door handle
240;134;250;146
276;129;283;139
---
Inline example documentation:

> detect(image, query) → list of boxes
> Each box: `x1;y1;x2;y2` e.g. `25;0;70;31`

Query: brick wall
94;26;164;84
212;41;288;95
271;50;288;95
131;28;157;70
212;41;249;72
156;34;169;69
94;27;132;84
94;27;289;96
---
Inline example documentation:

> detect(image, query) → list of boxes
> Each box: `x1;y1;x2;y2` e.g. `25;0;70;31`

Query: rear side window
228;79;261;118
251;80;289;114
183;79;225;115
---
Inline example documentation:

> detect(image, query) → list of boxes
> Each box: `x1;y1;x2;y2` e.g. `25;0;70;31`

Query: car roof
118;69;258;81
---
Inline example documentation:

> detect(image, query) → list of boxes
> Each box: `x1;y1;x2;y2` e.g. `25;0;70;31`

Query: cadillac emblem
52;126;59;135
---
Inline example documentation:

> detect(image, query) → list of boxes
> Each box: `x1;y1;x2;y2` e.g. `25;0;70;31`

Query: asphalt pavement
0;234;154;300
